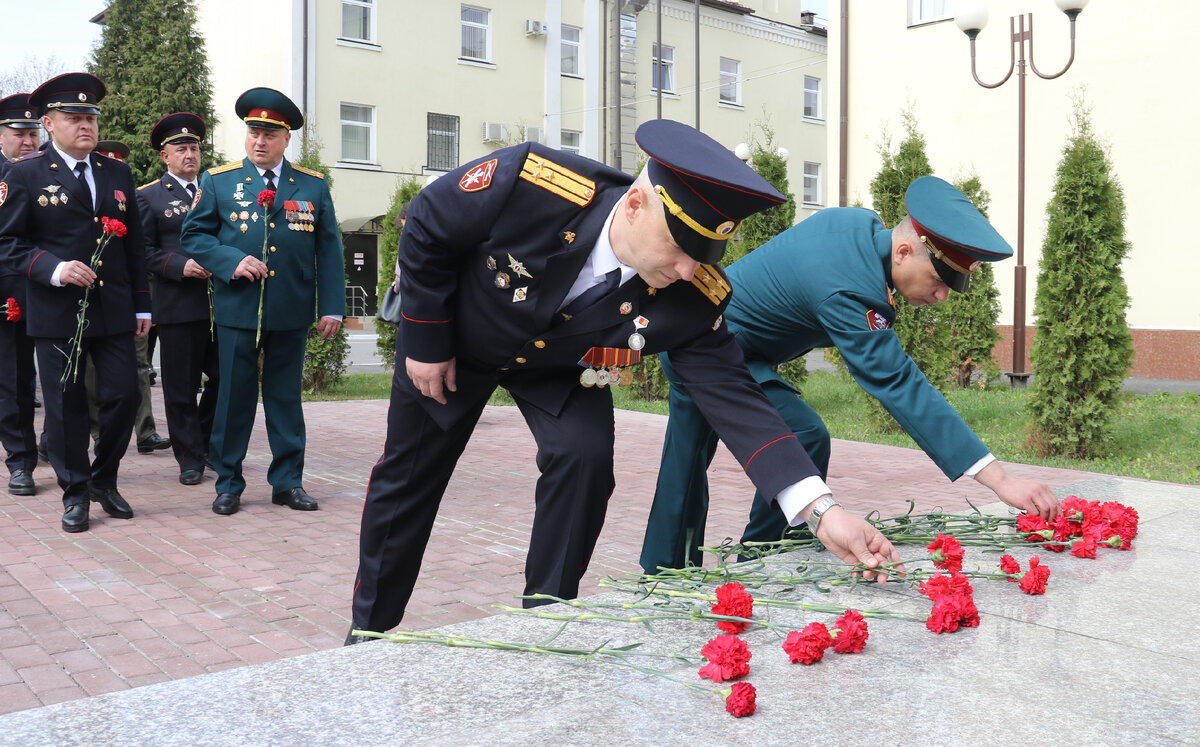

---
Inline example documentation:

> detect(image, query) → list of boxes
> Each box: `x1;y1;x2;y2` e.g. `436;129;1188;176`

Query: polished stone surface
1;477;1195;745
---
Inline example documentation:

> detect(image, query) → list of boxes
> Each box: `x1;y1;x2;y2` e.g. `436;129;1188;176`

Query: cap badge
78;93;87;102
24;110;31;118
716;221;736;236
182;127;189;134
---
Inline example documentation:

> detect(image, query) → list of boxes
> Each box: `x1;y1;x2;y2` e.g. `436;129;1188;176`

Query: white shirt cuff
965;452;997;479
136;313;151;320
774;476;833;527
51;262;68;287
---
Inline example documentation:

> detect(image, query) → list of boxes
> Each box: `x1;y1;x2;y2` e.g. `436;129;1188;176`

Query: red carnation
697;634;752;683
926;534;965;573
711;581;754;634
998;554;1021;580
926;593;980;634
782;622;833;665
1017;514;1049;534
257;189;276;209
830;609;869;654
3;297;19;322
100;217;127;237
1019;556;1051;595
724;682;757;718
1099;501;1139;549
919;571;973;600
1070;526;1103;559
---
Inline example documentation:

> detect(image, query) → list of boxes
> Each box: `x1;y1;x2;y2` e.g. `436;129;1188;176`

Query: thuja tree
294;124;351;392
1028;102;1132;457
374;177;424;367
944;175;1002;388
88;0;217;185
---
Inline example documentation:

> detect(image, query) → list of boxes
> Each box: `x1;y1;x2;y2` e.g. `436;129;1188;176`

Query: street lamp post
954;0;1088;386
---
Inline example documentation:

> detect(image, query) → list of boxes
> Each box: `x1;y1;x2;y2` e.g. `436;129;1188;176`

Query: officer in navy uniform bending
0;73;151;533
138;113;218;486
346;120;901;644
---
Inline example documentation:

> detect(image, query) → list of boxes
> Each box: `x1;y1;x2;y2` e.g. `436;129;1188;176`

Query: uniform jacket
0;147;150;338
0;158;26;309
724;206;988;479
137;172;209;324
180;158;345;330
399;143;819;499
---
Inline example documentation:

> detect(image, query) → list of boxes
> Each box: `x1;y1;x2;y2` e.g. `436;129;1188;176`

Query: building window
461;5;491;62
908;0;950;25
340;103;374;162
803;162;822;206
341;0;374;43
427;113;459;171
719;58;741;105
561;25;581;76
561;130;582;154
652;43;675;93
804;76;822;120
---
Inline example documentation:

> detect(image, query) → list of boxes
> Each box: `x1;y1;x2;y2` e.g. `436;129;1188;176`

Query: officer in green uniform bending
181;87;345;516
641;176;1061;573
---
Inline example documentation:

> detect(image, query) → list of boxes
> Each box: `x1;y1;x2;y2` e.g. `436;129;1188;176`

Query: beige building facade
188;0;828;316
828;0;1198;379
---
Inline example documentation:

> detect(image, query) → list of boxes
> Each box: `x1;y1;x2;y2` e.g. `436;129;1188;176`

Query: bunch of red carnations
1018;496;1139;556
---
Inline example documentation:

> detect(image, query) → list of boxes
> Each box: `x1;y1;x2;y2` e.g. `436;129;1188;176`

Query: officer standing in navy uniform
181;88;344;516
0;73;151;532
0;94;42;497
346;119;902;644
138;113;218;486
640;176;1061;574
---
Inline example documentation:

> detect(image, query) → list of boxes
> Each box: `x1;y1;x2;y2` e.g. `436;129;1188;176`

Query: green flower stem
255;203;270;346
60;234;114;388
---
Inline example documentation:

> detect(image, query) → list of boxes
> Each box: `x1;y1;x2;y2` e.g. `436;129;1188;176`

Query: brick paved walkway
0;385;1104;714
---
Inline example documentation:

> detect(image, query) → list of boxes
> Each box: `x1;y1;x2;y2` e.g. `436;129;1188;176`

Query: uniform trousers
34;333;138;507
350;363;616;634
83;333;155;441
158;320;219;472
0;315;37;475
210;325;306;496
639;353;831;574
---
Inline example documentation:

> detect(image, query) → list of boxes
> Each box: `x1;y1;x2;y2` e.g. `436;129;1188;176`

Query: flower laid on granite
711;581;754;633
697;634;751;682
927;534;965;573
723;682;757;717
1018;497;1139;554
998;554;1021;579
919;571;979;634
59;217;125;387
254;189;275;346
830;609;869;654
2;296;20;322
1018;556;1051;595
782;622;832;665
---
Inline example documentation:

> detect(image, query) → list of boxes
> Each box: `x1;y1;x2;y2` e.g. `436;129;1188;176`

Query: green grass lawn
307;369;1200;484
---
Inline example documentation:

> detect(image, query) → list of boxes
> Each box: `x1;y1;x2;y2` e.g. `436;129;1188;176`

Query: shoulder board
207;162;242;175
137;179;161;191
94;153;121;164
519;153;594;207
691;264;731;305
292;165;325;179
14;151;45;162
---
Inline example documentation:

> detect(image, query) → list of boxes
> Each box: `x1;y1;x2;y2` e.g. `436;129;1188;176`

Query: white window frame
460;5;492;63
803;76;822;121
803;162;822;207
652;43;675;94
908;0;951;26
339;103;375;165
560;130;582;154
427;113;460;172
340;0;376;44
561;25;582;77
719;57;742;107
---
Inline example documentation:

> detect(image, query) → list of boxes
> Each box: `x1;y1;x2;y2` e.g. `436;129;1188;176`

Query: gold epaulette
207;162;242;175
519;153;594;207
292;164;325;179
137;179;160;191
691;264;731;305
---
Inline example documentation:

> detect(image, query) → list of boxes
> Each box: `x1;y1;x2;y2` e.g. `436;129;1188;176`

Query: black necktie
186;183;197;200
74;161;94;211
263;169;276;191
560;268;621;317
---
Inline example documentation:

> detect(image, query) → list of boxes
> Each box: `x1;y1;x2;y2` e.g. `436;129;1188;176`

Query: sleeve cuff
965;452;997;479
136;313;152;320
775;476;833;527
51;262;67;287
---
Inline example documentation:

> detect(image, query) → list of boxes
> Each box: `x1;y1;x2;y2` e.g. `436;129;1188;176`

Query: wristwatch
805;495;841;534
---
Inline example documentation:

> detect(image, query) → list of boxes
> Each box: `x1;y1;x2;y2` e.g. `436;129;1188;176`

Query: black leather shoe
212;492;240;515
8;469;35;496
137;434;172;453
179;468;204;486
272;487;318;511
345;629;379;646
62;504;89;533
89;486;134;519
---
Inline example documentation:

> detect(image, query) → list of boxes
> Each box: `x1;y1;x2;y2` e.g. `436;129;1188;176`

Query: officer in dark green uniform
180;88;345;516
641;176;1061;573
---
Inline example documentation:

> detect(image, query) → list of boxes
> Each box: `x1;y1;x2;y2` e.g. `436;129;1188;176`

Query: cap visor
664;211;727;264
931;255;970;293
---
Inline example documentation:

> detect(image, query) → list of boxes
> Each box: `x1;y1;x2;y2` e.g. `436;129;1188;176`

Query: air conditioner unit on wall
482;121;508;143
525;19;545;36
525;126;545;144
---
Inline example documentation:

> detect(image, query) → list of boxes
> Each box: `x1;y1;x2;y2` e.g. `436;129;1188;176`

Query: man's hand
316;316;341;340
406;357;456;405
814;508;903;584
975;462;1059;521
232;255;268;281
60;260;96;287
182;258;212;279
134;318;152;338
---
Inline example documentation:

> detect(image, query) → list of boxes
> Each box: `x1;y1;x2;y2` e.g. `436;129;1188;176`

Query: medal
620;369;634;386
620;301;633;315
508;253;531;278
580;368;598;387
239;211;250;221
607;368;622;387
486;256;497;270
494;272;509;288
513;287;528;302
629;315;649;350
594;369;609;387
